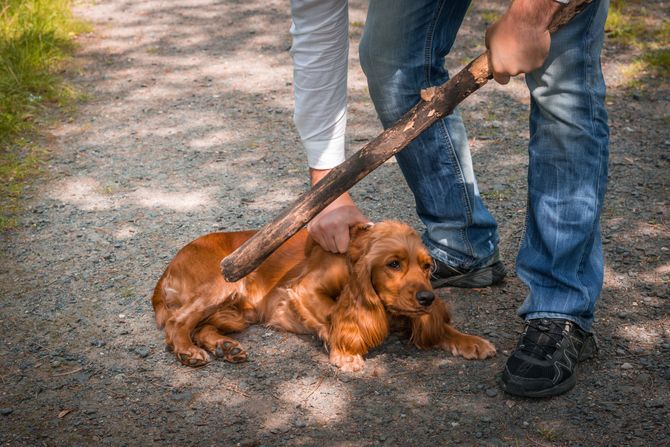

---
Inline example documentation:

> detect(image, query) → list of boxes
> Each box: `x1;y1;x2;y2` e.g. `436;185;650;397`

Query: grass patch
605;2;647;46
0;140;47;229
0;0;88;230
536;427;559;442
480;9;501;25
605;0;670;85
642;47;670;77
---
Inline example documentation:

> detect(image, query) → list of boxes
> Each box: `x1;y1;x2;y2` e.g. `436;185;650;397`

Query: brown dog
151;221;495;371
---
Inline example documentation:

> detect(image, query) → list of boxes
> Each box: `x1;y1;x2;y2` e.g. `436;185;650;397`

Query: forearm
506;0;562;31
310;168;356;206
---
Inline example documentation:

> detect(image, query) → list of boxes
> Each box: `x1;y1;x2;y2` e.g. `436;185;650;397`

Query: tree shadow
0;0;667;445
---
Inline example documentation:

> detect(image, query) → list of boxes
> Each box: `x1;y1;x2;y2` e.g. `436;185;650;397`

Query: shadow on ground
0;0;667;445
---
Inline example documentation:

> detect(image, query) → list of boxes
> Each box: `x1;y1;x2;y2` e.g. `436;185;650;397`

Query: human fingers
333;228;350;254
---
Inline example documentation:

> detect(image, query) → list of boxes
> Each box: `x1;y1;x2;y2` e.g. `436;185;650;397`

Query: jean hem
422;233;498;270
522;312;593;333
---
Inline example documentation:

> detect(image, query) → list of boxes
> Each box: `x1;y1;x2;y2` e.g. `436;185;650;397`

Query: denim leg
516;0;610;331
360;0;499;270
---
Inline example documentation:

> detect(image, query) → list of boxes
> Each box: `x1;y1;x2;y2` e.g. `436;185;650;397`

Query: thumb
493;72;511;85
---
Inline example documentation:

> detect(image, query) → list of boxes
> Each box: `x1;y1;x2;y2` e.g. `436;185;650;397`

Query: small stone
171;391;192;401
621;362;634;370
134;347;150;358
615;348;626;355
19;361;32;370
0;408;13;416
637;373;650;383
294;418;307;428
75;372;91;384
485;388;498;397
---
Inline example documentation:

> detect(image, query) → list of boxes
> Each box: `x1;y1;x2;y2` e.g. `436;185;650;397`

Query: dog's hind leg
193;324;248;363
195;307;250;363
166;298;223;367
166;323;210;366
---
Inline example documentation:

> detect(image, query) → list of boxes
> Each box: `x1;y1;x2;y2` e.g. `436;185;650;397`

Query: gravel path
1;0;668;445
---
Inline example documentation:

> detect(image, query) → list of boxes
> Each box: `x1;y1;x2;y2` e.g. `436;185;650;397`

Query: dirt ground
1;0;668;446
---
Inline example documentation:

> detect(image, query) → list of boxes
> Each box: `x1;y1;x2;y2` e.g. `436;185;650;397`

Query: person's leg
502;0;609;398
290;0;349;169
517;0;610;332
360;0;501;275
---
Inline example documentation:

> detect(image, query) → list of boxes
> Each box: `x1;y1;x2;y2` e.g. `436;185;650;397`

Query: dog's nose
416;290;435;307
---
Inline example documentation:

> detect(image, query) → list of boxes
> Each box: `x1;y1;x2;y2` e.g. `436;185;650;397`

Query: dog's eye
387;260;401;270
423;263;433;271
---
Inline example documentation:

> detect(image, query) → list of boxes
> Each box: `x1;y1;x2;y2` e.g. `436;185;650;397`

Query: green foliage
480;9;501;25
605;2;646;46
0;0;88;230
605;1;670;84
0;0;88;137
642;48;670;77
0;140;46;229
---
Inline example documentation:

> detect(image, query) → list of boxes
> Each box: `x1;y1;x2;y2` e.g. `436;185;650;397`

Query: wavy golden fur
152;221;495;371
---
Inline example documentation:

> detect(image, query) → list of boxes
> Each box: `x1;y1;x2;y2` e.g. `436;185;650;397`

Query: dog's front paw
175;345;211;367
330;351;365;372
444;334;496;360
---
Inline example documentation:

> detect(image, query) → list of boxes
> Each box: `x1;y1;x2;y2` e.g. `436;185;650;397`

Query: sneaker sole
501;371;577;398
431;261;506;289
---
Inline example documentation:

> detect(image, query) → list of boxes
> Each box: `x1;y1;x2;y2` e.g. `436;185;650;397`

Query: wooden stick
221;0;592;282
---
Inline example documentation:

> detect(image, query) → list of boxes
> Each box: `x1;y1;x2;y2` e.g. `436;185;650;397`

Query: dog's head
348;221;435;316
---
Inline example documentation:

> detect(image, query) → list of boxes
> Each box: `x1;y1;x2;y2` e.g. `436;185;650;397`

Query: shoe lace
430;258;438;275
518;320;569;360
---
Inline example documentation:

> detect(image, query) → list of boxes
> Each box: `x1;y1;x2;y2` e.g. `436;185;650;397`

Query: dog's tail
151;271;169;329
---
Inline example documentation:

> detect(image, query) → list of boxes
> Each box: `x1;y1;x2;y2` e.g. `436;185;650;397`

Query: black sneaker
430;250;506;289
501;318;598;398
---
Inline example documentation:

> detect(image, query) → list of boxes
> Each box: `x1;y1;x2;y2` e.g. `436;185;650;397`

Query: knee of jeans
360;39;423;124
358;33;380;82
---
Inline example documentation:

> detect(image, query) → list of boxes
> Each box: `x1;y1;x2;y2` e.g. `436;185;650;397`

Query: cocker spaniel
152;221;495;371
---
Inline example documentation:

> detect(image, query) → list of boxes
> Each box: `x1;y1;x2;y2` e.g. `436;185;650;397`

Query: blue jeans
360;0;609;331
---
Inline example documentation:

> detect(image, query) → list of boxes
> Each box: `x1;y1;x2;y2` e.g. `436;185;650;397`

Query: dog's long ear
347;223;374;265
346;223;378;301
